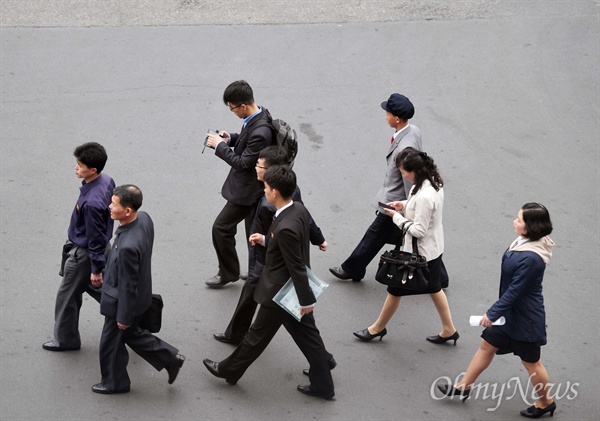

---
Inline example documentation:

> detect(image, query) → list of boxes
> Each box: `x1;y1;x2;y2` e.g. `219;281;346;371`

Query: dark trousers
247;242;266;284
212;201;255;282
341;211;401;280
99;316;178;391
52;242;102;348
224;280;258;343
218;305;334;394
222;243;265;342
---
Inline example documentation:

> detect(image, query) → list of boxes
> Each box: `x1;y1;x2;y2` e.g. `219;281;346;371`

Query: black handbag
139;294;163;333
375;222;430;291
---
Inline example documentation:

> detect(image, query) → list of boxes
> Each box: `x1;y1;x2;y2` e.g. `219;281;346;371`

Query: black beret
381;93;415;120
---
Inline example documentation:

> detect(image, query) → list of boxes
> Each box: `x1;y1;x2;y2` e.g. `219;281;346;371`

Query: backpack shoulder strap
252;108;275;130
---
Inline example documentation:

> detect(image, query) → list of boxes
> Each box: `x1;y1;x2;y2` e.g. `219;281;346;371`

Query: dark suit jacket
252;186;325;246
254;202;316;309
215;108;273;206
248;190;325;283
100;211;154;326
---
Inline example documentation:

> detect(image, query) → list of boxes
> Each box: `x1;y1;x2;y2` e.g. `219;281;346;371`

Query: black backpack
260;109;298;168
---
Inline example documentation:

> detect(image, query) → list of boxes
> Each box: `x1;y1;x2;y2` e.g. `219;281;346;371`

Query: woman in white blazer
353;148;458;344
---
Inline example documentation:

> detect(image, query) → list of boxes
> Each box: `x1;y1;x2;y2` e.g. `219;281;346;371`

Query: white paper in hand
272;266;329;321
469;315;506;326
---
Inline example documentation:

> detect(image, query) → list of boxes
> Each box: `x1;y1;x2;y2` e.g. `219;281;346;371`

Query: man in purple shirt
43;142;115;351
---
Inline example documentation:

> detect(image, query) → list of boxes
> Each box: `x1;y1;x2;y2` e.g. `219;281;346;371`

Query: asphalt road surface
1;1;598;420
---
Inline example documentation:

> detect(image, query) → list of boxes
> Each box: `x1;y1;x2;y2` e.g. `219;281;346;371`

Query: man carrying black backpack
204;80;274;288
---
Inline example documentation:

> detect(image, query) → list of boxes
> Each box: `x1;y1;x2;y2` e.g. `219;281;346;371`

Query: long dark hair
395;147;443;194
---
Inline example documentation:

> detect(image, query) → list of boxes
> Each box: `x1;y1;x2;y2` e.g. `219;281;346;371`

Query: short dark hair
113;184;143;211
259;146;288;167
223;80;254;106
263;165;296;199
521;202;553;241
73;142;108;173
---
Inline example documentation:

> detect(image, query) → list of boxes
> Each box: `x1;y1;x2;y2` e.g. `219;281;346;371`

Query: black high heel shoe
437;383;470;402
353;327;387;342
520;401;556;418
426;331;459;345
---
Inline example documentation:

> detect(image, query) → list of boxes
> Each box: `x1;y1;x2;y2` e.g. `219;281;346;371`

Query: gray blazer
371;124;423;207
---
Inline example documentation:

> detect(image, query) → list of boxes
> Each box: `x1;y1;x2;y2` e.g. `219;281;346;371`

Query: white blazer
392;179;444;261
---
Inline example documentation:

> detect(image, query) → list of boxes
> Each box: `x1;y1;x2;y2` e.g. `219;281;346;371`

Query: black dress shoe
205;275;238;288
520;401;556;418
353;327;387;342
329;266;361;282
42;340;80;352
203;359;237;385
426;331;460;346
212;333;241;346
437;383;470;402
166;354;185;384
297;384;335;400
91;383;130;394
302;357;337;376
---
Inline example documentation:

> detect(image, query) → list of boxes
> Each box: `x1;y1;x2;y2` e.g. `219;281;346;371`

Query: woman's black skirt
387;254;448;297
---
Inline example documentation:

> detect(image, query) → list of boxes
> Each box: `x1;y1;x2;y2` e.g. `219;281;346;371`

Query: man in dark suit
329;93;423;282
92;185;185;394
213;146;328;346
203;166;335;400
204;80;274;288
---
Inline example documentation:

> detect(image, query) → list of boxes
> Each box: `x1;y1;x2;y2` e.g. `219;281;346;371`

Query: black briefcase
139;294;163;333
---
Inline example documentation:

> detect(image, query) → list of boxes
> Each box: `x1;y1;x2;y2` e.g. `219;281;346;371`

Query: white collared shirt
392;123;411;142
274;200;294;218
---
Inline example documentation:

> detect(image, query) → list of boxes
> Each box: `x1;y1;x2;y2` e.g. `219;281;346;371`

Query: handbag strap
393;221;414;251
411;235;419;255
403;222;421;257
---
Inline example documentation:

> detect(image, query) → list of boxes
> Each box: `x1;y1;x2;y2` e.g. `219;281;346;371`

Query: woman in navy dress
438;203;556;419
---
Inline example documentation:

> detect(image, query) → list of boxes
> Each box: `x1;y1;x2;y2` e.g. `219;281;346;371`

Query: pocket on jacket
100;284;118;318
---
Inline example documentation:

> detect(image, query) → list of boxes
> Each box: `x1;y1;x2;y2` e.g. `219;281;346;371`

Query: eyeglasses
229;103;244;112
255;164;268;169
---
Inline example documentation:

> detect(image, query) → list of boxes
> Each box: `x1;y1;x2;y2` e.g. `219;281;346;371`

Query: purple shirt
67;173;115;274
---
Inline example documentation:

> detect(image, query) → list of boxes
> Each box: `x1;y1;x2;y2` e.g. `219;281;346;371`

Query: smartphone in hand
378;201;395;210
203;129;220;153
